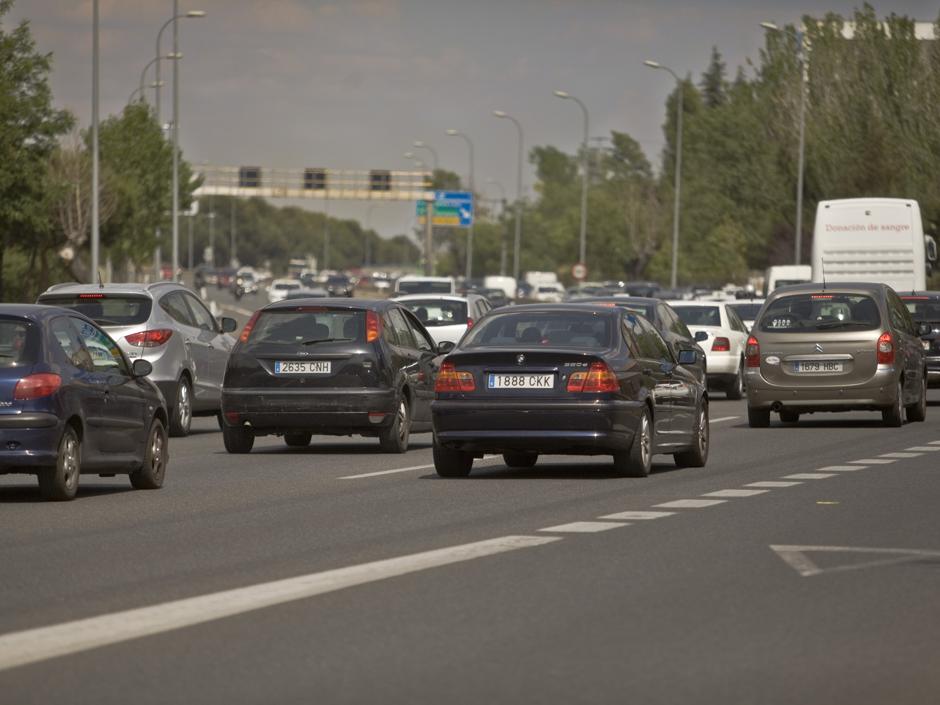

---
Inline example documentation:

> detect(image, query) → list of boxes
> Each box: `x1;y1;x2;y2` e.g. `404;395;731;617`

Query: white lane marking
702;489;769;498
654;499;727;509
340;457;501;480
930;441;940;445
906;446;940;452
746;481;802;488
817;465;866;472
879;452;921;459
0;535;560;673
538;521;628;533
709;416;739;424
848;458;896;465
771;544;940;578
783;473;836;480
599;510;675;521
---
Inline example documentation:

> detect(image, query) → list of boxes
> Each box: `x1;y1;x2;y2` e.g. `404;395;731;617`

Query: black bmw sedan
221;298;449;453
0;305;169;500
431;304;709;477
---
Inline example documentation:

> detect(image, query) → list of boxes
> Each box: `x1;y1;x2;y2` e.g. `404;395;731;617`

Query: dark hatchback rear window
400;299;468;328
758;293;881;333
40;294;152;326
0;317;38;367
462;311;612;349
902;297;940;323
247;308;366;345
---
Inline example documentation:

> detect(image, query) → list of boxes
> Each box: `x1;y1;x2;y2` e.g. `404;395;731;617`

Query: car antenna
821;260;827;291
97;270;104;289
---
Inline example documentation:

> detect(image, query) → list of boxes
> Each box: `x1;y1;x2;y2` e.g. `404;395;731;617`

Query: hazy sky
9;0;939;237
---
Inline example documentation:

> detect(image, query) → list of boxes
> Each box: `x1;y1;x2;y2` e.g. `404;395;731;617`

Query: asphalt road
2;390;940;704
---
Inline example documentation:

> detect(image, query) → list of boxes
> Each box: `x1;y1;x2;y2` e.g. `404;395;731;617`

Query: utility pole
90;0;100;282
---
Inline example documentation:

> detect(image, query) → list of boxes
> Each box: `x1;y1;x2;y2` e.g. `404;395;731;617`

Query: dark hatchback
0;305;169;500
221;299;448;453
900;292;940;387
578;296;707;383
431;304;709;477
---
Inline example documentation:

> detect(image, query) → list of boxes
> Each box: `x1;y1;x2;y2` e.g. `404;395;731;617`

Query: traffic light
238;166;261;188
304;168;327;190
370;170;392;192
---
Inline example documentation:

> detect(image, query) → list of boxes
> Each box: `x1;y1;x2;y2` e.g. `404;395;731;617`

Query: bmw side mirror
694;331;708;342
132;358;153;378
220;317;238;333
437;340;455;355
677;349;697;366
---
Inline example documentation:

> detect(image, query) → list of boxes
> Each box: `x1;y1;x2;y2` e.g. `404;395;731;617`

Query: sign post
424;197;435;276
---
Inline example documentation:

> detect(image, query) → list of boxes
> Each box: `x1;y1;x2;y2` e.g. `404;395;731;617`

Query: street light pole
644;61;684;289
412;141;439;172
553;91;590;273
154;10;204;125
493;110;524;284
172;0;179;280
446;129;475;281
761;22;807;265
91;0;99;282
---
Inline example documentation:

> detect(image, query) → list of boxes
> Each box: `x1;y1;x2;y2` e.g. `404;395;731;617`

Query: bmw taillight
877;331;895;365
567;362;618;393
745;336;760;368
14;373;61;401
711;337;731;352
366;310;382;343
435;361;475;392
125;329;173;347
238;312;261;343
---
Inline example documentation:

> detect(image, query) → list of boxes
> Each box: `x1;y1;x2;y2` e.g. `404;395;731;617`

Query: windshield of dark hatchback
247;308;365;345
461;311;612;349
40;294;152;326
902;297;940;323
758;293;881;333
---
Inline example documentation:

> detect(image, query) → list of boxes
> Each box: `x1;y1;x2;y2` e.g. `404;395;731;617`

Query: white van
394;275;456;296
812;198;937;292
764;265;811;295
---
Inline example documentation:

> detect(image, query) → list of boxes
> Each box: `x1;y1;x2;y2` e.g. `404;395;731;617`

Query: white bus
812;197;937;292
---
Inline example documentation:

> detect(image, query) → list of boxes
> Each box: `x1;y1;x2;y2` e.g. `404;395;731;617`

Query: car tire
223;424;255;453
433;443;473;477
284;433;312;448
882;381;904;428
130;418;168;490
613;407;652;477
38;425;81;501
779;410;800;424
747;406;770;428
216;412;224;431
169;375;193;437
674;402;709;468
726;362;745;400
503;452;538;468
906;375;927;423
379;396;410;453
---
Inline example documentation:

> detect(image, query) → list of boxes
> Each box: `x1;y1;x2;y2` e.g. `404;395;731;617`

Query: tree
0;0;73;299
700;46;727;108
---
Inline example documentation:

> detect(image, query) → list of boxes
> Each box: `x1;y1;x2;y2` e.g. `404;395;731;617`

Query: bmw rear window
247;308;365;345
0;317;38;367
39;294;152;326
758;294;881;333
462;311;612;349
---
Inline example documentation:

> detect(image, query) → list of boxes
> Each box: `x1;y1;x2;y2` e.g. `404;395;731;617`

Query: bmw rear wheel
39;426;81;501
379;396;410;453
169;376;192;437
433;443;473;477
674;403;709;468
130;418;168;490
613;407;652;477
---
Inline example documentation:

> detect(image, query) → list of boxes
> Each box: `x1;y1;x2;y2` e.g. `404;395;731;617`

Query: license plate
274;360;331;374
794;360;843;373
487;373;554;389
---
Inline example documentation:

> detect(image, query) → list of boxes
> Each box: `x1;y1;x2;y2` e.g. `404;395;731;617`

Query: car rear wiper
300;337;354;345
814;320;874;330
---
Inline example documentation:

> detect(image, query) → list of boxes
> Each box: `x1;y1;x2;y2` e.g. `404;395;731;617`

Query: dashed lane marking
906;446;940;452
709;416;739;424
598;510;675;521
702;489;769;498
538;521;629;533
746;481;802;488
339;457;501;479
847;458;897;465
0;535;560;673
654;499;727;509
783;473;836;480
879;452;921;459
817;465;866;472
930;441;940;445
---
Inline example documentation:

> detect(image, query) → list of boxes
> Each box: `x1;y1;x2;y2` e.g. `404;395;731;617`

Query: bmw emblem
516;354;525;365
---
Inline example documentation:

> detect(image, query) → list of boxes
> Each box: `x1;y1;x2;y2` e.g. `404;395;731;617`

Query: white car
267;278;301;303
669;300;750;399
533;283;565;303
392;294;492;345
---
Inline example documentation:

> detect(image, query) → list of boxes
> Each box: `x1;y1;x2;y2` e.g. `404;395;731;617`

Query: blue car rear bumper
0;413;62;470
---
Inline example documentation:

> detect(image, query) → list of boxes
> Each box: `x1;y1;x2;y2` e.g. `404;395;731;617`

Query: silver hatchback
38;282;238;436
745;282;927;427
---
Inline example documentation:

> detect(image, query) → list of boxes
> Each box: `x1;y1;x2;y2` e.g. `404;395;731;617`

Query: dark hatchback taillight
14;373;61;401
366;310;382;342
239;311;261;344
435;362;475;392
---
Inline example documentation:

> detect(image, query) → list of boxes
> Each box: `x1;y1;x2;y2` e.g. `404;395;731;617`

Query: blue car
0;305;169;500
